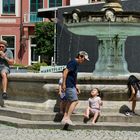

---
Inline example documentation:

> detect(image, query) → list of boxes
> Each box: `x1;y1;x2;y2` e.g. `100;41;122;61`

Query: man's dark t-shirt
66;59;79;88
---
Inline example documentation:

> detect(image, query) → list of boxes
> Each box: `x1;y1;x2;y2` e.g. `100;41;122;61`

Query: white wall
70;0;89;6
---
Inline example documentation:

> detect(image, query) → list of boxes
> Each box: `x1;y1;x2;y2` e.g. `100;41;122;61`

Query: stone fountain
63;0;140;76
1;2;140;128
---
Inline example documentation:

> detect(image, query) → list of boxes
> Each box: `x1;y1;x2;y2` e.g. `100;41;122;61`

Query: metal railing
89;0;104;3
23;12;43;23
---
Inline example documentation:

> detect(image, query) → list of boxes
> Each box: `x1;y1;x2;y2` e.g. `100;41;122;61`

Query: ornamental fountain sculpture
63;0;140;76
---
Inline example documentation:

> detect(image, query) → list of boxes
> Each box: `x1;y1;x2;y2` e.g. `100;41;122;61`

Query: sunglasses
0;46;4;48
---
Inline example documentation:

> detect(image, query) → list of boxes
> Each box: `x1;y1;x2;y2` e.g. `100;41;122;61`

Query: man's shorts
0;66;10;74
65;87;78;102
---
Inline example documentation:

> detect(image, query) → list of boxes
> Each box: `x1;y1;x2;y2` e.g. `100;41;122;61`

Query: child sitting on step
84;88;103;124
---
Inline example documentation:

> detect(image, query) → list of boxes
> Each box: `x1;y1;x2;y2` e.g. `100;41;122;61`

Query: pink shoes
61;118;75;126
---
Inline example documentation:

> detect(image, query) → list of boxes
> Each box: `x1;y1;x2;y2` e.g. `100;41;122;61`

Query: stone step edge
1;106;140;124
0;105;138;117
5;100;140;111
0;115;140;131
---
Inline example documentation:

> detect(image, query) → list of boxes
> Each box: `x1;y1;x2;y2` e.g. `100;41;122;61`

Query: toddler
84;88;103;124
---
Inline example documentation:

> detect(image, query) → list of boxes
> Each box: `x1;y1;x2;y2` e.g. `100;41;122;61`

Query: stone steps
0;104;140;120
0;100;139;130
0;115;140;131
5;100;140;113
0;106;140;123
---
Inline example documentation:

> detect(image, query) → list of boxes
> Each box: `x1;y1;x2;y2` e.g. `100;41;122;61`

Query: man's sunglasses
0;46;4;48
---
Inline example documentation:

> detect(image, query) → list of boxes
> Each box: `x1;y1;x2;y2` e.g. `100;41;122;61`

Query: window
49;0;62;7
2;36;15;58
89;0;102;3
30;0;43;12
3;0;15;14
30;0;43;22
30;37;40;64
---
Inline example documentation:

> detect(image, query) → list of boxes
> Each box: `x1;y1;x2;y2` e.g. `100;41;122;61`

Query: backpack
119;105;131;114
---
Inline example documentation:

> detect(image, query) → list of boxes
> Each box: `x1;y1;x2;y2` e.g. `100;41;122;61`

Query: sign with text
40;65;66;73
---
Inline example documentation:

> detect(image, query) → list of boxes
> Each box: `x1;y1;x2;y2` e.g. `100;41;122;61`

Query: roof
37;0;140;19
37;2;104;18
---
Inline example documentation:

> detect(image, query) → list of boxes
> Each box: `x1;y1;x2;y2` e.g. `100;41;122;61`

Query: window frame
29;36;40;65
2;0;15;14
30;0;43;12
49;0;62;8
30;0;43;23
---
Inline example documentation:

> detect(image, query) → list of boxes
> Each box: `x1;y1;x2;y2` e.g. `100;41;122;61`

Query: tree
35;22;54;64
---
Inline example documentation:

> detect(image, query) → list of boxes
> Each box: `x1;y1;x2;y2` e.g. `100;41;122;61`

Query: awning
37;2;105;19
37;7;58;18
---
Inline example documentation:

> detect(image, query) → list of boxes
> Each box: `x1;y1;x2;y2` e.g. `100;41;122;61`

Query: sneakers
130;112;137;116
66;119;75;126
61;118;66;124
61;118;75;126
2;92;8;100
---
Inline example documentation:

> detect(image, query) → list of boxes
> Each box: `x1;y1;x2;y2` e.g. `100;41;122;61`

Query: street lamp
53;9;57;65
53;0;57;66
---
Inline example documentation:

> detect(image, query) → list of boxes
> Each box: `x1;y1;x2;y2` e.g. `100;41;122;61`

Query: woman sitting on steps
127;75;140;115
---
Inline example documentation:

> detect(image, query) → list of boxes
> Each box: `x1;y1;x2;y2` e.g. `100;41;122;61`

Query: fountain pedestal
94;35;129;76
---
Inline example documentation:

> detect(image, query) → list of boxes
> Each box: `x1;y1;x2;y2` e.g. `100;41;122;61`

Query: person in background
61;51;89;126
58;68;67;114
127;75;140;115
0;40;14;104
84;88;103;125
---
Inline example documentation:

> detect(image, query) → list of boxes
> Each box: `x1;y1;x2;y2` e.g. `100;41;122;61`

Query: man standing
0;40;14;106
61;51;89;125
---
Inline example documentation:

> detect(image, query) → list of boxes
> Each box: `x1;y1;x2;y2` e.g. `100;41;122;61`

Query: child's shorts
90;108;100;114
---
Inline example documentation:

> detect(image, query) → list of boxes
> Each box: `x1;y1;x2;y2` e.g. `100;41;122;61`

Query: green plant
35;22;54;64
13;63;25;68
27;62;48;72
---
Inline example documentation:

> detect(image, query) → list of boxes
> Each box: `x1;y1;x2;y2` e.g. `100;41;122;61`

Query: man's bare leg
62;102;71;121
67;101;78;119
1;72;7;93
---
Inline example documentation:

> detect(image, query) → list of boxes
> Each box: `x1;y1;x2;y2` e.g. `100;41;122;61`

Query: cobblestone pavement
0;124;139;140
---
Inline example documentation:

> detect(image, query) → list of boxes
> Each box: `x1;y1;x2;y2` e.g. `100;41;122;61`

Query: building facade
0;0;104;66
0;0;103;66
0;0;71;66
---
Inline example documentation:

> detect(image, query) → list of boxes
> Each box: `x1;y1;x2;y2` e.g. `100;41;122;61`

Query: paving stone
0;124;139;140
